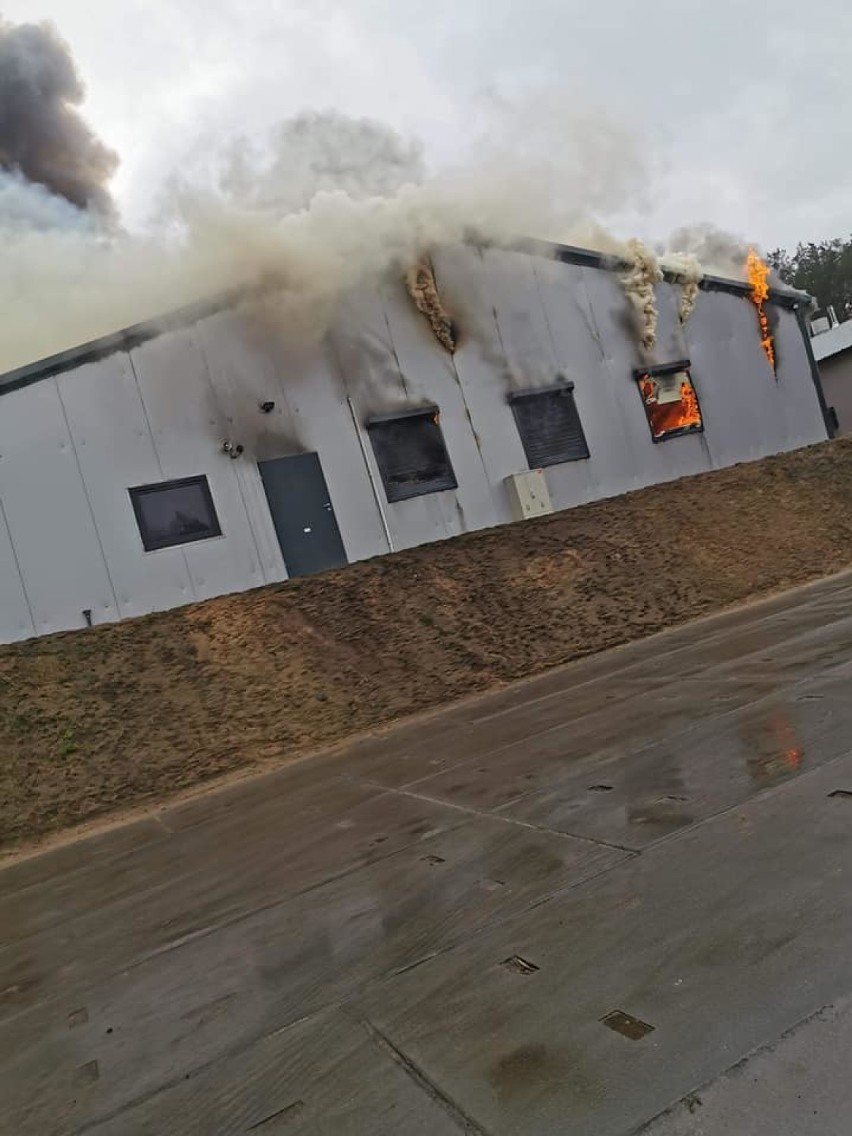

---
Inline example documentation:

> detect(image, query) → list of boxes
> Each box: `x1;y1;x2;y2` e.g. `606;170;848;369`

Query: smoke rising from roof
214;110;426;213
0;94;649;373
0;18;117;216
665;223;751;280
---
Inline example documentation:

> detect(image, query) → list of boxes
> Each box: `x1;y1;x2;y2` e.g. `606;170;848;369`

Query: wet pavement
3;571;852;1135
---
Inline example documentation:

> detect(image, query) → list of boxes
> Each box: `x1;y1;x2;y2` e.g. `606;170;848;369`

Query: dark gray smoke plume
0;18;117;216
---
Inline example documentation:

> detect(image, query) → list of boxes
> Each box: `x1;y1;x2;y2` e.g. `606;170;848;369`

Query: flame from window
639;374;702;438
746;249;776;374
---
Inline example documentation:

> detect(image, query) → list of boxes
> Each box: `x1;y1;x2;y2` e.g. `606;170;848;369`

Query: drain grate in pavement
600;1010;655;1040
828;790;852;799
501;955;540;975
588;784;614;793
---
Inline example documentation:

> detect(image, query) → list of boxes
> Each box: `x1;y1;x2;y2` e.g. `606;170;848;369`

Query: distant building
811;316;852;434
0;241;833;643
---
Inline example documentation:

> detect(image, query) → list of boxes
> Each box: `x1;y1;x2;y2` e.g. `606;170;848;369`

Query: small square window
634;361;703;442
508;384;590;467
366;408;457;502
129;475;221;551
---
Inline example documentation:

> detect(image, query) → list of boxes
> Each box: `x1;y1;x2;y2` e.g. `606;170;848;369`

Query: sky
1;0;850;250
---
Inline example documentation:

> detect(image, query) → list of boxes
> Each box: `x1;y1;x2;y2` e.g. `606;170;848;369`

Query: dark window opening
634;361;703;442
366;407;457;502
129;475;222;551
508;383;590;467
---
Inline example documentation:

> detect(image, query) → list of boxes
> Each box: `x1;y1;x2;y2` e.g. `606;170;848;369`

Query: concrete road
4;573;852;1135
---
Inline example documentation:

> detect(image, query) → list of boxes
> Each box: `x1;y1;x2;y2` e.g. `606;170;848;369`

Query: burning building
0;239;833;643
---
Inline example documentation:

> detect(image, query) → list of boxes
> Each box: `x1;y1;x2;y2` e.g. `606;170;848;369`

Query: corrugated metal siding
0;244;829;642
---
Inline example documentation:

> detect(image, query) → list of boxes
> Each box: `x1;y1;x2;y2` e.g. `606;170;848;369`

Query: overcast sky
3;0;849;250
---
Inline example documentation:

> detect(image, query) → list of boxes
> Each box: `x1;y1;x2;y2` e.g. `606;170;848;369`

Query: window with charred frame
129;475;222;551
634;361;703;443
366;407;457;502
508;383;590;468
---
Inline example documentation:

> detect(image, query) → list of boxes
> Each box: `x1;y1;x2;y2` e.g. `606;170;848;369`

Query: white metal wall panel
684;292;825;470
530;257;639;507
194;311;288;583
819;353;852;434
129;328;265;602
0;498;35;642
378;275;502;549
263;322;391;565
773;308;828;447
56;353;196;617
600;269;709;489
0;378;118;635
430;247;529;510
332;287;456;554
685;290;772;469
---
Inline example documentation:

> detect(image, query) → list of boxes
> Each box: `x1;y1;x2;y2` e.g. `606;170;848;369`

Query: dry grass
3;437;852;848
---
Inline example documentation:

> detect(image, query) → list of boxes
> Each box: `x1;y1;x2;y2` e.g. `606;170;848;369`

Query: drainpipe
347;396;395;553
796;304;836;439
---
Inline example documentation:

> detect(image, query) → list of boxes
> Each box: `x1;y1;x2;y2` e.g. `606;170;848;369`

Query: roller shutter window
509;384;590;468
367;408;457;502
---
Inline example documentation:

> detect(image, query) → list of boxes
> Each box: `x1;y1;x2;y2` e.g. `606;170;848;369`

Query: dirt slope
3;438;852;849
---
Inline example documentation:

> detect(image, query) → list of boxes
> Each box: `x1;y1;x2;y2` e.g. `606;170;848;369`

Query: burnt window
508;383;590;467
366;407;457;502
129;475;222;551
634;361;703;443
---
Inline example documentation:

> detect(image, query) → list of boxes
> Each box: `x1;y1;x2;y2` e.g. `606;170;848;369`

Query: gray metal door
258;453;348;578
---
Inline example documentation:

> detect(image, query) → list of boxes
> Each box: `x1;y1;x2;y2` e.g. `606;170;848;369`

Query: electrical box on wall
504;469;553;521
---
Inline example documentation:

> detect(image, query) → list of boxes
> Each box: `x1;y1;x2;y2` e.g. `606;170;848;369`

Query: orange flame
746;248;776;373
679;380;701;428
638;374;702;437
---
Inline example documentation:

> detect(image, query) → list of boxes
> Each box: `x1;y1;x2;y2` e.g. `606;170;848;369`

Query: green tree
768;238;852;318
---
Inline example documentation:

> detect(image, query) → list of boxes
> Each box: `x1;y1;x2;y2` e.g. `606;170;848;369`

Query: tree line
768;238;852;319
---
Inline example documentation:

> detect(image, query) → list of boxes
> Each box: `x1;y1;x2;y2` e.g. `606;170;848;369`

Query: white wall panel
255;304;391;565
194;311;288;583
331;287;461;554
431;247;529;512
0;378;118;635
377;275;501;550
820;353;852;434
773;308;828;447
0;498;35;641
56;353;196;617
129;329;265;602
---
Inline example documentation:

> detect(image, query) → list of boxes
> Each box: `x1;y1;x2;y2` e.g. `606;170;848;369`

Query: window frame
129;474;222;552
632;360;704;444
366;406;458;503
507;381;590;468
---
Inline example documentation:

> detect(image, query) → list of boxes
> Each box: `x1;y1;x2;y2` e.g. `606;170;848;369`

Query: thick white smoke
665;223;752;280
661;252;704;325
620;239;663;355
0;97;651;372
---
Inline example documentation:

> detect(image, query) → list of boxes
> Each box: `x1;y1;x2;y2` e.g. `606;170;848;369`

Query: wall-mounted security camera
259;401;275;414
222;441;245;459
